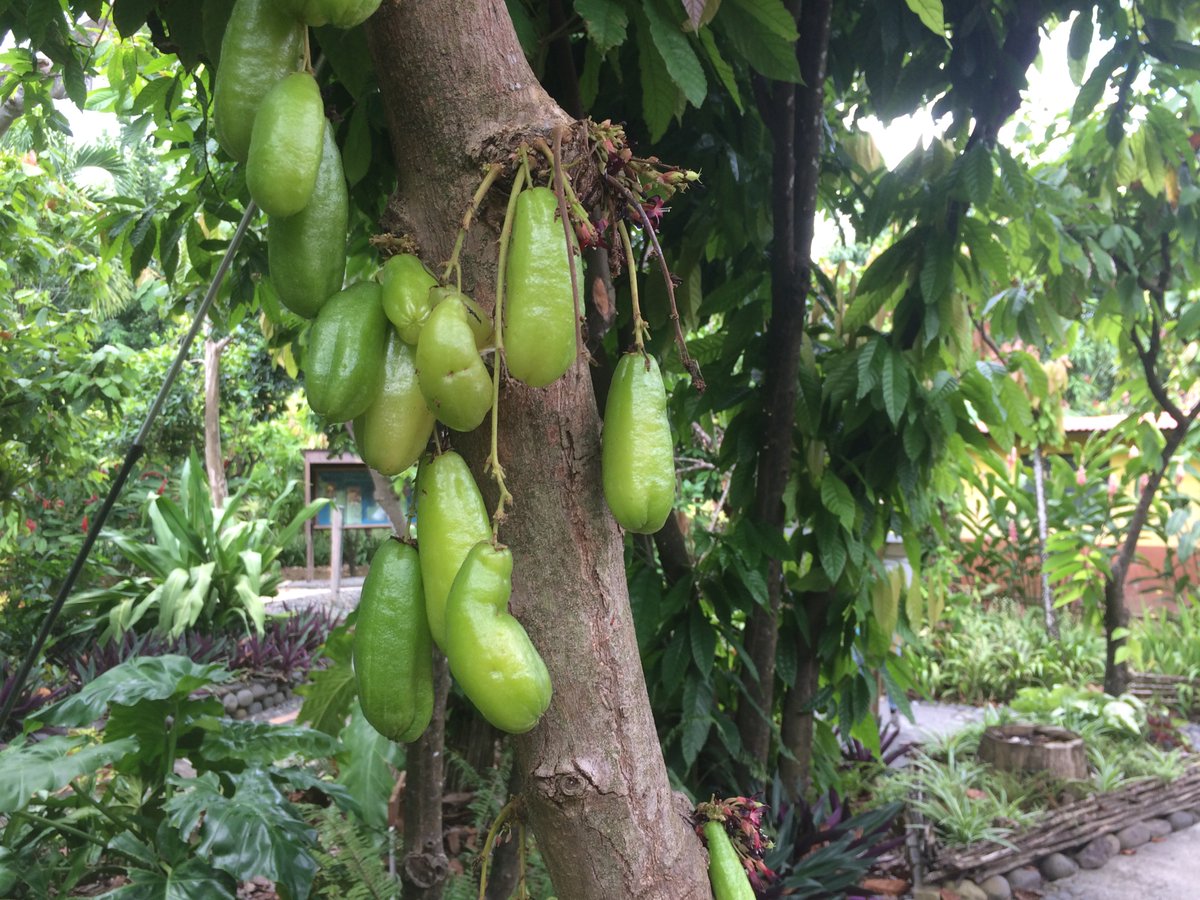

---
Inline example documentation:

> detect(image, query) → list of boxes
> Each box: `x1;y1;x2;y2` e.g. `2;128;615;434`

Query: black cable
0;201;258;735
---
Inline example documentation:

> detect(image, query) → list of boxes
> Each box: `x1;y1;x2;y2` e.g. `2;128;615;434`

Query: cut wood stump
977;724;1087;781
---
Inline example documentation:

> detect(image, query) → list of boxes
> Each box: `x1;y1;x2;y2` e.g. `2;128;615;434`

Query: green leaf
40;656;229;728
919;239;954;306
698;28;742;112
856;338;880;399
112;0;157;37
0;735;137;814
904;0;945;36
679;677;713;768
958;144;993;206
717;0;800;83
881;350;910;427
575;0;629;52
816;520;847;584
689;606;717;677
820;471;856;532
644;1;707;107
200;720;340;768
637;14;681;140
1070;41;1130;124
296;620;358;736
1067;9;1093;85
96;858;236;899
341;104;371;187
165;771;317;900
336;702;403;830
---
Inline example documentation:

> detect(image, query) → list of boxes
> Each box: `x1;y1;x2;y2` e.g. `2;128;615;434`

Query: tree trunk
1103;426;1188;695
737;0;833;778
403;653;451;900
203;329;231;508
366;4;710;897
778;590;831;798
1031;446;1058;639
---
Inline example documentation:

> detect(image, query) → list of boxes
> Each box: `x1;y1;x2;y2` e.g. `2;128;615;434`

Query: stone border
204;672;303;720
921;806;1200;900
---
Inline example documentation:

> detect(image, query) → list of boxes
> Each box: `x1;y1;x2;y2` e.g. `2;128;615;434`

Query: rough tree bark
736;0;833;781
202;328;232;508
365;3;710;897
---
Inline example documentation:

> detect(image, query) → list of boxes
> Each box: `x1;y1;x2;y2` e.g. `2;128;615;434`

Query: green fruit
443;541;551;734
353;538;433;743
246;72;325;218
415;451;491;648
304;282;387;422
703;821;755;900
275;0;382;28
601;353;675;534
353;333;435;476
212;0;304;163
380;254;438;344
415;291;493;432
428;286;493;349
504;186;579;387
268;120;348;318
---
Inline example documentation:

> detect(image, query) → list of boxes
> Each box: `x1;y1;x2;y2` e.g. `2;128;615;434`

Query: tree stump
978;724;1087;781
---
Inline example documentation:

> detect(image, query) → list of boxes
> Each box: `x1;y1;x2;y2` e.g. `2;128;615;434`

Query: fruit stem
618;220;646;352
605;174;705;391
549;129;583;356
517;821;530;899
477;797;521;900
485;164;528;536
533;138;593;241
442;162;504;285
302;28;312;73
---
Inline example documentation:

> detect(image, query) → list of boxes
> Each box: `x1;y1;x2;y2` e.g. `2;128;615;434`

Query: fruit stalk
442;161;504;287
486;164;528;534
617;220;646;351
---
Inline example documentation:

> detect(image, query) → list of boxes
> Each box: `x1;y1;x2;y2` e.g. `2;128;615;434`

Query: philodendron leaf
0;734;137;813
336;701;403;831
95;857;236;900
199;719;340;769
165;770;317;900
38;656;229;728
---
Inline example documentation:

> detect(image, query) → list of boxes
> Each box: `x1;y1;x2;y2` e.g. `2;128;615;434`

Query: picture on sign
312;466;390;528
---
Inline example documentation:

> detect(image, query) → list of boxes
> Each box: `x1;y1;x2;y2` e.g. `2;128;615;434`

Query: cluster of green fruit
210;0;679;742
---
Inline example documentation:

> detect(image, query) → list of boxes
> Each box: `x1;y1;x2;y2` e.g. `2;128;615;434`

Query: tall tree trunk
203;328;231;507
366;4;709;897
1031;446;1058;639
1104;426;1188;695
736;0;833;779
403;653;451;900
779;590;832;798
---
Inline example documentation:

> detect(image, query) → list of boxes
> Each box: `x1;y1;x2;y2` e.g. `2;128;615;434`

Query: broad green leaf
689;606;717;677
40;656;229;728
0;735;137;813
717;0;801;83
904;0;945;36
1067;10;1093;85
296;620;358;736
575;0;629;52
637;14;681;140
881;350;910;427
699;27;743;112
165;771;317;899
1071;41;1130;124
820;471;856;532
96;858;235;899
816;521;847;584
645;1;707;107
200;720;340;768
856;338;880;399
919;239;954;306
336;702;402;830
679;677;713;767
958;144;993;206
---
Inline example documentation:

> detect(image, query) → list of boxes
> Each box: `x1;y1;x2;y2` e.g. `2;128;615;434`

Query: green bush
67;453;325;641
